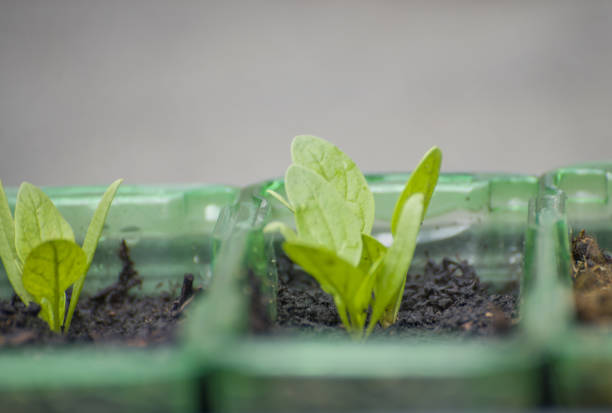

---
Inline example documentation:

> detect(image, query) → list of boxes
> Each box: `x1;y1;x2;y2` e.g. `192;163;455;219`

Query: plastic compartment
0;184;238;413
193;173;545;411
538;165;612;406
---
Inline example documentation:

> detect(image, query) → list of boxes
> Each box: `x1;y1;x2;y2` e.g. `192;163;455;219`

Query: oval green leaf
23;240;87;332
391;146;441;236
15;183;75;263
292;135;375;234
285;164;362;266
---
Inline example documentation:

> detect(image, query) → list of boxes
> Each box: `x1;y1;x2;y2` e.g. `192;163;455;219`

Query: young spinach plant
265;136;441;339
0;179;123;333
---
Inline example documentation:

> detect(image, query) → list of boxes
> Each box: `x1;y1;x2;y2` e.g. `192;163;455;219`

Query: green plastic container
192;173;546;411
538;165;612;406
0;184;238;413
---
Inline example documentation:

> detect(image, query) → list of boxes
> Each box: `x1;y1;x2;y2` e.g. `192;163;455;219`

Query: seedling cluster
0;179;122;333
266;136;441;339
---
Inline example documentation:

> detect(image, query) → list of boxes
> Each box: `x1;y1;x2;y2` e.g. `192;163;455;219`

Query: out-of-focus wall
1;1;611;186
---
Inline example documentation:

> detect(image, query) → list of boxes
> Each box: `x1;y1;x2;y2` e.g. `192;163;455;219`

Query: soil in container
0;241;202;347
250;253;518;338
572;230;612;324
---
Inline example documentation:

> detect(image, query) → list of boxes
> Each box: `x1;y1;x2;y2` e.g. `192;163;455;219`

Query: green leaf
0;180;33;304
65;179;122;332
355;257;383;330
292;135;375;234
358;233;387;275
368;193;424;335
283;241;374;337
285;164;362;266
38;297;56;331
391;146;441;236
39;294;66;332
22;240;87;332
81;179;122;266
15;183;74;263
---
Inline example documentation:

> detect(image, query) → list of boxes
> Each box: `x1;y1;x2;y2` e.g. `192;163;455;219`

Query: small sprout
266;135;441;339
0;179;123;333
263;222;297;241
265;189;294;213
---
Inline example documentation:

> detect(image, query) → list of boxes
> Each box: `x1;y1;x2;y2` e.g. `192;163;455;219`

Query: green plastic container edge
539;166;612;406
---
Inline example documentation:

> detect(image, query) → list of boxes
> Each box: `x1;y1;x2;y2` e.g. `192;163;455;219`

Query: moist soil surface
572;230;612;324
251;254;518;338
0;241;200;347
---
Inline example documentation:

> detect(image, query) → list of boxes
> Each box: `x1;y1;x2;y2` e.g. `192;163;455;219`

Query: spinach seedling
265;136;440;339
0;179;122;333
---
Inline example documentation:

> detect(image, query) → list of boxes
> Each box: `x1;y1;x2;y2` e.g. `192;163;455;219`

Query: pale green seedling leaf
0;180;33;304
391;146;441;236
65;178;122;332
285;165;362;266
38;294;66;332
333;296;351;335
81;179;122;266
355;257;386;338
283;241;339;296
292;135;375;234
266;189;294;212
23;240;87;332
355;237;386;328
263;221;297;241
15;183;74;263
39;297;55;331
358;233;387;274
283;241;374;337
368;193;424;335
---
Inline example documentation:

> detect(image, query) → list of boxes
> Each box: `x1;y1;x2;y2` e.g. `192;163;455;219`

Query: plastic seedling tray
0;184;238;413
192;173;545;411
537;165;612;407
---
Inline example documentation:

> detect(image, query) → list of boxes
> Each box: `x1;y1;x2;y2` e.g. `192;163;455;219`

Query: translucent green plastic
0;184;238;413
10;168;612;409
192;173;545;411
538;164;612;406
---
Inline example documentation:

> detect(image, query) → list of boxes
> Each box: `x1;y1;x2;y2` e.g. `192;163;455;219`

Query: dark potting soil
0;241;201;348
571;230;612;324
253;254;518;338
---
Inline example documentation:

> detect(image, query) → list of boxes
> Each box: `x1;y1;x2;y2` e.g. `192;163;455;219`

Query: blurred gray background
1;0;611;187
